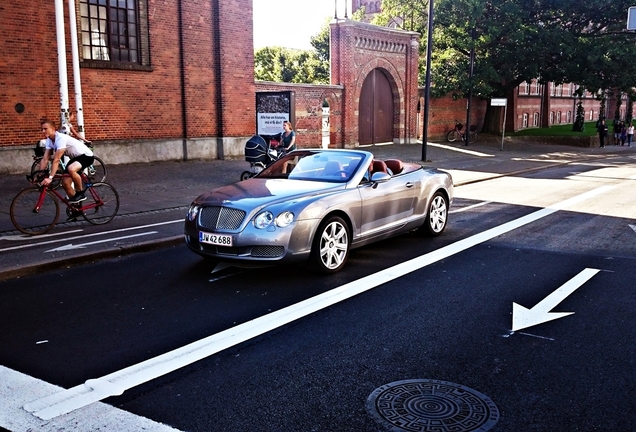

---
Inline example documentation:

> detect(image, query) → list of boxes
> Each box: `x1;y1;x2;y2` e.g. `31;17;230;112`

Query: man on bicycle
39;119;94;204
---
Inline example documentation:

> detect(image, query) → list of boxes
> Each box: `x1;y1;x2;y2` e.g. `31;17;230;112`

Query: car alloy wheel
425;192;448;236
311;216;350;273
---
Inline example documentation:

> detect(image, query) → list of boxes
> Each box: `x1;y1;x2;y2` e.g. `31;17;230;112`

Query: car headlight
254;211;274;229
275;211;295;227
187;204;200;222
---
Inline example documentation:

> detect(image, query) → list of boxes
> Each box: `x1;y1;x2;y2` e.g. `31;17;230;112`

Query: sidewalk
1;139;633;235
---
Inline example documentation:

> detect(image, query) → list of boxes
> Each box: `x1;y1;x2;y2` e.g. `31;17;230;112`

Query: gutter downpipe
54;0;70;129
67;0;85;138
177;0;188;160
213;0;225;159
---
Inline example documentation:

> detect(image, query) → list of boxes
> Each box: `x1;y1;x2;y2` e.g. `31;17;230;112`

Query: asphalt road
1;153;635;431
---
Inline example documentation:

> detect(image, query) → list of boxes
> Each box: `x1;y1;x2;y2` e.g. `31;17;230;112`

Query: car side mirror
371;172;391;184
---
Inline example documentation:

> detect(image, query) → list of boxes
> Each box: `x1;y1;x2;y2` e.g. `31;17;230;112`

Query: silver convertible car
184;149;453;273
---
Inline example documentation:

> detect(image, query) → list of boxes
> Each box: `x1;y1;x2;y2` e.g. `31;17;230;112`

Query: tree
374;0;636;131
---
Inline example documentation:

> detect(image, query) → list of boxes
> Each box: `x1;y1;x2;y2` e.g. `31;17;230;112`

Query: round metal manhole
366;379;499;432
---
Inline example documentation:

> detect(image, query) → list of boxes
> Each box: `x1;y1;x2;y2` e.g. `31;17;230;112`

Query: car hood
194;178;346;209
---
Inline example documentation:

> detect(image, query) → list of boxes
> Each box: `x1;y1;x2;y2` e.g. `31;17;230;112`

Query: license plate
199;231;233;247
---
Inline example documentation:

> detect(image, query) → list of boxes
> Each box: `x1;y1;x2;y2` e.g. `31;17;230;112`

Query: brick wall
0;0;254;148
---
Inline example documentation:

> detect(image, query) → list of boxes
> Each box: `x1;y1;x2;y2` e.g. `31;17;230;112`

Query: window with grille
80;0;139;63
523;113;529;128
533;113;539;126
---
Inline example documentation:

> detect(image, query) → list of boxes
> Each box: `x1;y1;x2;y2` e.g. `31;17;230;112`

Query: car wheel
423;191;448;236
310;216;350;273
240;171;252;181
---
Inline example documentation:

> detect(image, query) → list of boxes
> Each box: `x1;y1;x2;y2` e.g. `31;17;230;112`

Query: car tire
422;191;448;236
240;171;252;181
310;216;350;274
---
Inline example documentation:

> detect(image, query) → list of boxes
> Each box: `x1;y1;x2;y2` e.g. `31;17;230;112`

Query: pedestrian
613;119;621;145
597;119;608;148
281;121;296;153
39;118;94;204
628;122;634;147
620;122;627;146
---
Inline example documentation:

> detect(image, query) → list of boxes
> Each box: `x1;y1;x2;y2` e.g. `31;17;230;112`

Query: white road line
45;232;159;253
22;184;614;420
449;201;492;214
0;365;180;431
0;219;182;253
0;230;84;241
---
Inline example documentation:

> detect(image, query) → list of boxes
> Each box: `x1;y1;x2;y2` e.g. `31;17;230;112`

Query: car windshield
257;151;366;182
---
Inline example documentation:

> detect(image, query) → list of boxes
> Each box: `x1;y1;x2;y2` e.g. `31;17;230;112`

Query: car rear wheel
310;216;350;273
422;191;448;236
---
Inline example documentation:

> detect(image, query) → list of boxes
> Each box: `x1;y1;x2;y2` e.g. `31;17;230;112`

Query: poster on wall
256;91;295;136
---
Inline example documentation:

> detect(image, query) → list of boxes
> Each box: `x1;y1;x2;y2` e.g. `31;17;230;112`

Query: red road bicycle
9;170;120;235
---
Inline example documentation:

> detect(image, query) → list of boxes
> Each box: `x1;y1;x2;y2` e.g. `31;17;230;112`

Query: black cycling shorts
66;154;95;172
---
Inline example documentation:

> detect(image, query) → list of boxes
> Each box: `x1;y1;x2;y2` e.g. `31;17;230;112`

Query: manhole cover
366;379;499;432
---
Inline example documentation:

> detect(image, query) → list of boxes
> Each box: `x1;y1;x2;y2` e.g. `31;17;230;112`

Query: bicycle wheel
31;160;62;189
446;130;459;142
468;131;478;144
85;156;107;183
81;182;119;225
10;187;60;235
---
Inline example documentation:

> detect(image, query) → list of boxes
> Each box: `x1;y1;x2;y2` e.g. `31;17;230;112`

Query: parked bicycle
446;121;478;144
10;170;119;235
30;140;107;186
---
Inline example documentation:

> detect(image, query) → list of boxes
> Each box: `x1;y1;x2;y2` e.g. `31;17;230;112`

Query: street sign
628;6;636;30
491;98;507;107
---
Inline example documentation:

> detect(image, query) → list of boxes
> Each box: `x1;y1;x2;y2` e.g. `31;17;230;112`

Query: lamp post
421;0;434;161
465;27;476;146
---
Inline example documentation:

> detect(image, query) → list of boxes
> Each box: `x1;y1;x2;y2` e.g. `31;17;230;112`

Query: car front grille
200;244;285;258
199;206;246;231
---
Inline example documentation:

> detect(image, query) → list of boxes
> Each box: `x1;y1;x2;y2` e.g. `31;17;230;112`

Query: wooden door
358;69;394;145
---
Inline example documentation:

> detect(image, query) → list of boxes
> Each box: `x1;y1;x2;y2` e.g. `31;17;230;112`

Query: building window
589;110;594;120
533;112;539;126
550;83;555;96
532;81;540;95
556;111;561;123
556;85;562;97
567;111;572;122
549;111;554;124
523;113;529;128
80;0;149;66
519;82;529;95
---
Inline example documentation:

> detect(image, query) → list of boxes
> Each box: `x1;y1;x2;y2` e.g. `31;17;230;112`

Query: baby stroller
241;134;283;181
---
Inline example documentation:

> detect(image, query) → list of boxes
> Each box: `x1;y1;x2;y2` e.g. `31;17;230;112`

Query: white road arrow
45;232;158;252
512;268;600;332
630;224;636;234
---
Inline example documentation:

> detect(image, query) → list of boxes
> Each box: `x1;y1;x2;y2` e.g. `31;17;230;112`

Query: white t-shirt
45;131;93;158
628;125;634;135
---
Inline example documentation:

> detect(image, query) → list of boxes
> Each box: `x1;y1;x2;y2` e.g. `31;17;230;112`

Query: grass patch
510;119;636;137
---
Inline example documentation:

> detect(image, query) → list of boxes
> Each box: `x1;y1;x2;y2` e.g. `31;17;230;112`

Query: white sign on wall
628;6;636;30
491;98;507;107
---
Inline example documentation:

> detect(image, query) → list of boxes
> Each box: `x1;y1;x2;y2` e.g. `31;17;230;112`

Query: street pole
54;0;70;129
465;27;475;146
421;0;434;161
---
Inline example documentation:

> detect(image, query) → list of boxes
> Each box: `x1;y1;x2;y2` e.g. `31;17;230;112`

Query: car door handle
405;182;414;188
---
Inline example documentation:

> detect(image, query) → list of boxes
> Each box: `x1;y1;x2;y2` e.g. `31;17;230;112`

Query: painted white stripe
23;184;614;420
0;365;180;431
0;230;84;241
449;201;492;214
45;232;159;253
0;220;181;253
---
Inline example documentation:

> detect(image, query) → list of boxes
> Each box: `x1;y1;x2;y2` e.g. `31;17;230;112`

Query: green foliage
254;46;329;84
377;0;636;100
572;99;586;132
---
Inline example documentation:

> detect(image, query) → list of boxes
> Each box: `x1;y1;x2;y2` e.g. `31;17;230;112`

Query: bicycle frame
33;173;103;213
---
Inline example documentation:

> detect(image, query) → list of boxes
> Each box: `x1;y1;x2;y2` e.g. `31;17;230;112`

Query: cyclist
39;118;94;204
